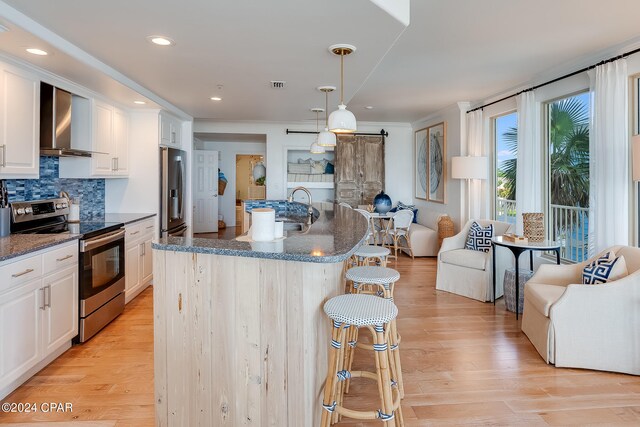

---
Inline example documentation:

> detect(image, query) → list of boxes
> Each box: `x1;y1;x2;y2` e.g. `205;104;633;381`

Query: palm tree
498;96;590;208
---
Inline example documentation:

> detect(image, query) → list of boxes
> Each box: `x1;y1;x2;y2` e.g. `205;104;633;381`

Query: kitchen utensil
0;180;8;209
0;207;10;237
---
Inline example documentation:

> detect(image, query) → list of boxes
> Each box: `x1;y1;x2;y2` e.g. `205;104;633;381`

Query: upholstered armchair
436;219;513;302
522;245;640;375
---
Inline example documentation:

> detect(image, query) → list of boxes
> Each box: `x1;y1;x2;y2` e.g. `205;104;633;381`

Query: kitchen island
152;202;367;426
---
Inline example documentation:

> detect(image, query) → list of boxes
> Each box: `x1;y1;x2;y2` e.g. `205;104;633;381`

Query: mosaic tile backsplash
4;156;105;221
243;200;310;215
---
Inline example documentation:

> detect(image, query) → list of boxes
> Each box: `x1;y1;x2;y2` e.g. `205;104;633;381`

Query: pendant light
328;44;357;133
310;108;326;154
317;86;337;147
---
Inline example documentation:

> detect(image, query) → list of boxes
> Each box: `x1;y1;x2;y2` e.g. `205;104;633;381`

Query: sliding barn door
335;135;385;206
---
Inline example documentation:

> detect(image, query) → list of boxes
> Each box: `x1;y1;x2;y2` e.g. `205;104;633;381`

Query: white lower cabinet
124;218;155;303
0;241;79;399
0;278;41;387
41;266;78;355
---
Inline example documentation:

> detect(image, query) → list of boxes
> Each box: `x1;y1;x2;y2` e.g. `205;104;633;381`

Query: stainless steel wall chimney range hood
40;82;94;158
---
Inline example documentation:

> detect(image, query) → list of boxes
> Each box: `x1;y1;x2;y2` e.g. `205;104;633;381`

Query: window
546;92;590;262
493;112;518;225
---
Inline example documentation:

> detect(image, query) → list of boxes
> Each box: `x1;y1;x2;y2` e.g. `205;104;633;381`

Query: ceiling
2;0;640;123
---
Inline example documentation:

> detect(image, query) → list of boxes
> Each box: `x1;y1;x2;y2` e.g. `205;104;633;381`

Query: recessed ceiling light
134;100;147;105
146;35;174;46
365;106;374;110
210;97;222;101
26;48;48;56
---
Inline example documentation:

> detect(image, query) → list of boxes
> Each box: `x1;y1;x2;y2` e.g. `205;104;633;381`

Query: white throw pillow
288;162;311;174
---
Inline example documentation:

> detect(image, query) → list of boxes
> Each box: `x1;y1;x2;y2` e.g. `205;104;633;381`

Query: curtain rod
467;46;640;114
286;129;388;137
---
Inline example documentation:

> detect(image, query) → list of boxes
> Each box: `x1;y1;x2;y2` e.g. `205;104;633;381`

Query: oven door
79;229;125;302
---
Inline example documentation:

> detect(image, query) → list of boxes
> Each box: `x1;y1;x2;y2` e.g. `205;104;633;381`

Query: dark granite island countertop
104;213;156;225
0;234;81;263
152;202;368;263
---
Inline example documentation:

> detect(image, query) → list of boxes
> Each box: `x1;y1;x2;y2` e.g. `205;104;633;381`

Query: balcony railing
550;204;589;263
495;197;517;225
495;198;588;263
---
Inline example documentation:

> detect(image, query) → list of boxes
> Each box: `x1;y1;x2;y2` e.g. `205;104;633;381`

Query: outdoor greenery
498;95;590;207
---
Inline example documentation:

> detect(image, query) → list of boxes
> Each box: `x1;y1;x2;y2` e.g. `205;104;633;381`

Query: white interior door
193;150;219;233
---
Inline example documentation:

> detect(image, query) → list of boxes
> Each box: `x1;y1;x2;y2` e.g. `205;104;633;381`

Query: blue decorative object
4;156;105;221
325;162;334;174
373;191;392;214
464;221;493;252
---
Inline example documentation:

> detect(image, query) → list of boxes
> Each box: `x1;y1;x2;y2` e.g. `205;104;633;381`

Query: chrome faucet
288;186;314;224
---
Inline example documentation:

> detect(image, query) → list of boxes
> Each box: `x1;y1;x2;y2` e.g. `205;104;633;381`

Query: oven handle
80;229;125;253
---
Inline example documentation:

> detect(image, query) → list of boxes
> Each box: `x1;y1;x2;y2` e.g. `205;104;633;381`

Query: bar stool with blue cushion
344;266;404;398
321;294;403;426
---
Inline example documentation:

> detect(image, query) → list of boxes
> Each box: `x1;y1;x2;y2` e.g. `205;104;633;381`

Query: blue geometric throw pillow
464;222;494;252
582;252;628;284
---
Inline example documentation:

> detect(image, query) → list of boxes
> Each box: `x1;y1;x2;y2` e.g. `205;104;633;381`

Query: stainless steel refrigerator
160;147;188;238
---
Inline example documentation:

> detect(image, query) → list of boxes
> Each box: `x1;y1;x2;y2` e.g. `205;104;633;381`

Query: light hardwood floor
1;256;639;426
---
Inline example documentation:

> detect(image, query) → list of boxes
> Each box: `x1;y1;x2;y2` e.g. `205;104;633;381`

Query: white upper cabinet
60;99;130;178
92;100;114;175
113;107;129;176
159;111;182;149
0;63;40;178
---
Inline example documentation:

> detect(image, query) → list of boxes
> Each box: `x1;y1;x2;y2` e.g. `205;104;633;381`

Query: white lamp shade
328;103;357;133
310;140;326;154
317;128;337;147
633;135;640;181
451;156;488;180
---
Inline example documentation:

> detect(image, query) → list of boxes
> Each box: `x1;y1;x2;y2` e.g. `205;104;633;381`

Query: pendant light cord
325;91;329;125
340;50;344;104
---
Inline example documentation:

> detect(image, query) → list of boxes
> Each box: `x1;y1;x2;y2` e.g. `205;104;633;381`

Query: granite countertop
104;213;156;225
0;234;81;263
153;202;368;263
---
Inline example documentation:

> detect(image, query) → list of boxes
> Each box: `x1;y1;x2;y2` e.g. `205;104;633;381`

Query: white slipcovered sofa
522;245;640;375
436;219;513;302
401;210;441;257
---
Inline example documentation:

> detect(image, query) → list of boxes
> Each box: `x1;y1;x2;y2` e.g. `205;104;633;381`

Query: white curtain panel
589;59;629;254
515;91;542;235
466;109;486;221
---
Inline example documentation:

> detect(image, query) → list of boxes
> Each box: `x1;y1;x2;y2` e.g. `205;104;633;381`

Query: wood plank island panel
153;250;344;426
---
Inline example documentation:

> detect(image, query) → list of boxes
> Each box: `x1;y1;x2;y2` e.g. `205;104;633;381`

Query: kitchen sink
282;222;305;231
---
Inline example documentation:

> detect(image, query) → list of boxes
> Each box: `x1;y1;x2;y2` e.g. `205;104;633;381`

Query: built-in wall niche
285;148;335;203
286;149;335;189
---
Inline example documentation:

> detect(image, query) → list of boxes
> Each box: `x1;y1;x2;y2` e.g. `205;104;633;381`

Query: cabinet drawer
0;254;42;293
125;223;143;244
43;243;78;275
140;219;156;236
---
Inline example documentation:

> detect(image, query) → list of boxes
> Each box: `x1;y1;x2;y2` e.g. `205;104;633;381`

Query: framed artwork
414;127;428;200
427;122;446;204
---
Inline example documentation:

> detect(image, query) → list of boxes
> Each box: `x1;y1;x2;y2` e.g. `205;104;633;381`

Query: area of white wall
192;120;414;206
105;111;161;222
193;140;266;225
411;103;466;228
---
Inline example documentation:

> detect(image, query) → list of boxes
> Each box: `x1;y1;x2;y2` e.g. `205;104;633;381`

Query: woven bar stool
344;266;404;398
353;245;391;267
321;294;403;426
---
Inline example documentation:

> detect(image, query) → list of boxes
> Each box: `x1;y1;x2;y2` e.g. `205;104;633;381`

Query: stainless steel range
11;197;126;342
